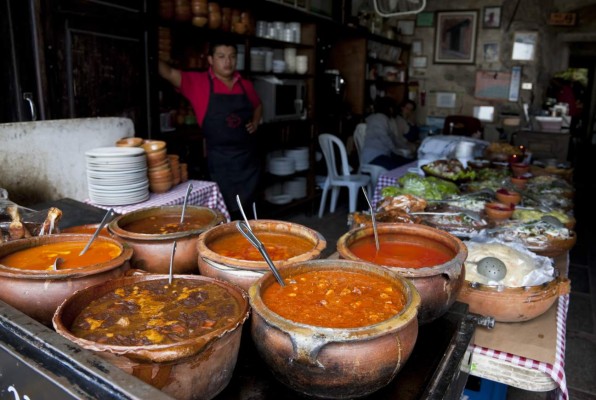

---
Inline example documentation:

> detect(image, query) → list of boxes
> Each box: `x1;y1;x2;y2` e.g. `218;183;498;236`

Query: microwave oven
253;76;307;122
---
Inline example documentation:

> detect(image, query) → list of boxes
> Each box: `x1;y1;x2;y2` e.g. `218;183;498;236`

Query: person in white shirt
362;96;416;169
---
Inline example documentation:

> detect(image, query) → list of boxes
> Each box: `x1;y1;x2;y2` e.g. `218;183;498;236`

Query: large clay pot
249;259;420;399
197;219;326;291
108;205;225;274
0;234;132;326
337;223;467;325
458;277;570;322
53;274;250;400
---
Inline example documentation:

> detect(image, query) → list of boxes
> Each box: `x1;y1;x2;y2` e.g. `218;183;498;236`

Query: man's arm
246;104;262;134
158;60;182;89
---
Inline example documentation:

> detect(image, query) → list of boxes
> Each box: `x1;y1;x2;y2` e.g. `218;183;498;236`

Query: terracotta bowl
108;206;225;274
495;188;522;206
0;234;132;325
484;202;514;221
248;259;420;398
197;220;326;291
336;223;467;325
510;176;529;190
142;140;167;153
53;274;250;400
61;223;110;237
116;137;143;147
511;162;531;177
520;233;577;258
458;277;570;322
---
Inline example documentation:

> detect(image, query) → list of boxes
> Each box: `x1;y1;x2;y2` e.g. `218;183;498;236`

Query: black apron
202;75;260;213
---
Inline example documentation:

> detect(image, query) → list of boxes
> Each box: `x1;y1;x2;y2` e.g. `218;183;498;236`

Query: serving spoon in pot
180;183;193;224
361;187;380;252
79;208;114;256
236;220;285;287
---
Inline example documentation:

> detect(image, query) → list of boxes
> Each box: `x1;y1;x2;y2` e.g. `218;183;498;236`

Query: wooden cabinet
1;0;153;133
327;31;410;117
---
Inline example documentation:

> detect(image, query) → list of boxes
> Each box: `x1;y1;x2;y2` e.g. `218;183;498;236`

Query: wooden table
373;163;570;400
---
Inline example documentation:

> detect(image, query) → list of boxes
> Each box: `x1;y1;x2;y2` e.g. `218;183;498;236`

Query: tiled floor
276;143;596;400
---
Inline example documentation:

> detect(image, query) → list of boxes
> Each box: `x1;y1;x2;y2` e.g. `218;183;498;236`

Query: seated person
392;99;420;144
362;96;416;170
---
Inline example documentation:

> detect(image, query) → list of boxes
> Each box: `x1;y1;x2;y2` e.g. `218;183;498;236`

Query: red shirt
179;68;261;126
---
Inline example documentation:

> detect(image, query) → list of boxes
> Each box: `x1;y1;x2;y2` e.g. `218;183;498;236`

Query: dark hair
208;39;238;56
401;99;417;111
374;96;397;117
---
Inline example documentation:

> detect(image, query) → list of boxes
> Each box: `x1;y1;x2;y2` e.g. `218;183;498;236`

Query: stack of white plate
268;156;296;176
283;177;307;199
285;147;309;171
264;183;292;205
85;147;149;206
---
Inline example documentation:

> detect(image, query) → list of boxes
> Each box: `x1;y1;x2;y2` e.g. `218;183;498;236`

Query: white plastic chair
352;123;388;199
318;133;371;218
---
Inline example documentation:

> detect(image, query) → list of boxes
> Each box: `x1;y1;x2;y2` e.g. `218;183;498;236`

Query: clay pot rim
197;219;327;270
463;275;567;292
248;259;420;338
336;223;467;278
522;233;577;257
108;205;225;241
0;234;133;279
52;274;250;362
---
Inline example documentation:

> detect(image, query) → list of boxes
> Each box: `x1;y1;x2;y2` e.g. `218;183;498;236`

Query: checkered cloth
86;180;230;221
472;295;569;399
372;161;418;206
374;161;569;398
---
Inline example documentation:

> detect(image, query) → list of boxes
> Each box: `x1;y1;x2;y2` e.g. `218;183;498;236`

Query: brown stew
122;214;214;234
70;279;240;346
0;241;122;271
209;231;314;261
262;270;406;328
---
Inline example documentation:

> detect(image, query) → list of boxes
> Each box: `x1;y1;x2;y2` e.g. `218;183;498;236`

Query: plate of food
420;159;476;183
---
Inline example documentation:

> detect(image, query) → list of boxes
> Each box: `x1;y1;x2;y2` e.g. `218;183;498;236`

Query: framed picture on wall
512;31;538;61
434;10;478;64
411;56;427;68
483;6;501;29
412;39;423;55
483;42;500;62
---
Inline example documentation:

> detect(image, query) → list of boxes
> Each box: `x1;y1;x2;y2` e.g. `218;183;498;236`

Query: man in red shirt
159;39;263;217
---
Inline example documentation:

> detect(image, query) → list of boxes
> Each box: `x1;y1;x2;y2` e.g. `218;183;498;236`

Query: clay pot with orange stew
197;219;326;291
0;234;132;325
108;205;225;274
248;259;421;399
53;274;250;400
336;223;467;325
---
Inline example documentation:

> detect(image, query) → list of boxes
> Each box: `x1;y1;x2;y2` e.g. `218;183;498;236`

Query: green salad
381;173;460;200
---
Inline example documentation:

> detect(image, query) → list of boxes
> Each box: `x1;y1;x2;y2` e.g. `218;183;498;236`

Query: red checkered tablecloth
86;180;230;221
472;295;569;399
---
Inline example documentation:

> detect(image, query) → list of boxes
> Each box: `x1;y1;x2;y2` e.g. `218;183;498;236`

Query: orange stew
262;270;406;328
209;232;314;261
0;241;122;271
61;225;110;236
122;214;214;234
71;279;240;346
349;236;454;268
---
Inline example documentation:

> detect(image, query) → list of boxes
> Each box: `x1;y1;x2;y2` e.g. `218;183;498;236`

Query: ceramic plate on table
85;147;145;158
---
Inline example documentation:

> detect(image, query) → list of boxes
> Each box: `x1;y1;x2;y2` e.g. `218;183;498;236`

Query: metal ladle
180;183;194;224
361;187;380;252
236;221;285;287
79;208;114;256
168;241;177;284
52;257;64;271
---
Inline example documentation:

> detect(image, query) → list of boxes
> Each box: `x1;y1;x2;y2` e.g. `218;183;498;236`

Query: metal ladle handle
236;221;285;287
180;183;193;224
79;208;114;256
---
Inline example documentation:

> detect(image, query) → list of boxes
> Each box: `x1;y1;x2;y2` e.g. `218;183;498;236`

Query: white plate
266;194;292;205
85;147;145;157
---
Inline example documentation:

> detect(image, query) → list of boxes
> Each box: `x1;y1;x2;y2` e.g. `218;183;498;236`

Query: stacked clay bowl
169;154;181;185
143;140;173;193
248;259;421;398
0;234;132;325
336;223;467;325
197;220;326;291
109;205;225;274
53;274;250;400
